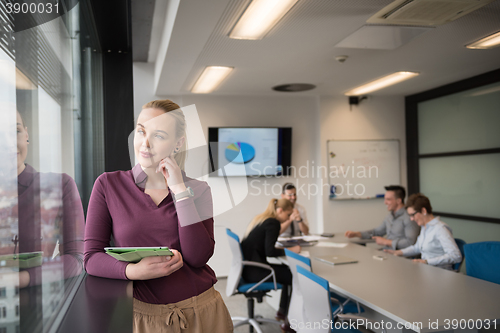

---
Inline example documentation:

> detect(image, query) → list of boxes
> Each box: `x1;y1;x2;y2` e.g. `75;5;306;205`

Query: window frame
405;68;500;225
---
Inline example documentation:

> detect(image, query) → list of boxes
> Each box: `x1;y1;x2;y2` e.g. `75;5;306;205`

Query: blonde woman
84;100;233;332
241;198;300;331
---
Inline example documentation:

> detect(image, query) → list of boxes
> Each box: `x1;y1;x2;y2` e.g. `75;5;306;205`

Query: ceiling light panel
466;31;500;49
345;71;419;96
191;66;233;94
229;0;299;40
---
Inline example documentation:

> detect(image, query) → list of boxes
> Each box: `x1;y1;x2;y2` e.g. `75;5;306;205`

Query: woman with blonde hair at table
241;198;300;332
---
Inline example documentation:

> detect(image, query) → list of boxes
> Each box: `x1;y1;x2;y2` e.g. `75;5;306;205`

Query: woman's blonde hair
141;99;187;170
243;198;294;239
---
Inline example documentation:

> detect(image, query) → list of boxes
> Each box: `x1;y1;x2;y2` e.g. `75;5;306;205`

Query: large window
0;1;103;332
406;70;500;225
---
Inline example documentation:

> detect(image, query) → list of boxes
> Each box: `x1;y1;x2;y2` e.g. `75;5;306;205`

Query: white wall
133;63;322;276
133;63;412;276
319;95;407;233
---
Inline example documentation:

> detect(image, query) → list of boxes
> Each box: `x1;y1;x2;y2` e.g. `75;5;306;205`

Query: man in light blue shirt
385;193;462;270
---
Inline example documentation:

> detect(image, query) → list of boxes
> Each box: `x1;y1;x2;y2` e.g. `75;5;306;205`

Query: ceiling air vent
272;84;316;92
367;0;495;26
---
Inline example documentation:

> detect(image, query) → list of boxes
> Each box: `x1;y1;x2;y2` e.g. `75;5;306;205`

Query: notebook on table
313;254;358;265
276;239;317;248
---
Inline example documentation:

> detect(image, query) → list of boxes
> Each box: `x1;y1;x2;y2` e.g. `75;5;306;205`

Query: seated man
344;185;419;249
279;183;309;236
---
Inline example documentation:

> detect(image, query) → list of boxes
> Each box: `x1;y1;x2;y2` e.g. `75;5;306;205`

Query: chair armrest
330;297;344;313
241;261;279;292
242;261;274;271
336;314;386;333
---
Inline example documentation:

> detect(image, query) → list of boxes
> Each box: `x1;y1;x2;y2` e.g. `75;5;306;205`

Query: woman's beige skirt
133;286;233;333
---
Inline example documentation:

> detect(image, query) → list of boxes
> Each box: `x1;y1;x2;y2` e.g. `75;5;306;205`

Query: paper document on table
316;242;348;248
278;235;328;242
299;235;325;242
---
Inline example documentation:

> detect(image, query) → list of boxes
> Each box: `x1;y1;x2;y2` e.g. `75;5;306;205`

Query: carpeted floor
215;278;283;333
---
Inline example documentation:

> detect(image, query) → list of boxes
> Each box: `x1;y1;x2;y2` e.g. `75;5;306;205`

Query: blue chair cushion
453;238;466;271
464;241;500;285
238;282;283;293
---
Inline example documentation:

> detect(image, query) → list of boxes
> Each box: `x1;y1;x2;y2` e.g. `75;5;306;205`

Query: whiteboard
327;140;400;200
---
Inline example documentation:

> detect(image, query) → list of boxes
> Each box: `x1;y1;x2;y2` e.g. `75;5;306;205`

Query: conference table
281;235;500;333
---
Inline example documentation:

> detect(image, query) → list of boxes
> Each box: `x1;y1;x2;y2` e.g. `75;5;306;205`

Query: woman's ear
276;207;283;214
176;136;186;151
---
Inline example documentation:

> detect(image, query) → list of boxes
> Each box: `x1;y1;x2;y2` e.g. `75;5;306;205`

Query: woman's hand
125;249;183;280
288;245;301;254
156;155;186;195
383;249;403;256
19;270;30;288
412;259;427;264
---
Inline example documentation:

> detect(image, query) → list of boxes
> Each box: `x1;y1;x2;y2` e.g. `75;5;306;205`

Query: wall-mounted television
208;127;292;177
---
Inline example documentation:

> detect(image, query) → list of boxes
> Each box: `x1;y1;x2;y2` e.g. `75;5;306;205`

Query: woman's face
276;207;293;223
134;108;182;169
16;112;29;169
407;206;424;226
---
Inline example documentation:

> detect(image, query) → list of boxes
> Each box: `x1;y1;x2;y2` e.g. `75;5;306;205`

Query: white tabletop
299;235;500;332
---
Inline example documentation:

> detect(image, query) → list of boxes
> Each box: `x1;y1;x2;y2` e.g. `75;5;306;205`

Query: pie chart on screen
225;142;255;164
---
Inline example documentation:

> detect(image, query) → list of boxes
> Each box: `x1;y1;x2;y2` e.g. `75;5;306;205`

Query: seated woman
241;198;300;331
385;193;461;270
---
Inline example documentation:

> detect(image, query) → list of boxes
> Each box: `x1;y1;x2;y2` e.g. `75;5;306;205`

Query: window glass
419;153;500;219
0;2;102;332
418;82;500;155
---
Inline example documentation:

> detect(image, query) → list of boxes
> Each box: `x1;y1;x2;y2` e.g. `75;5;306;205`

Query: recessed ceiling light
345;71;419;96
466;31;500;49
229;0;299;40
191;66;233;94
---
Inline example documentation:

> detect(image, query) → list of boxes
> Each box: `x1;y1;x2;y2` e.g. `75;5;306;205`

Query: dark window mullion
419;147;500;159
433;212;500;225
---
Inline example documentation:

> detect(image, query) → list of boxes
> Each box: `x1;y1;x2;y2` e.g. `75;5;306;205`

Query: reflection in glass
0;2;90;332
0;45;20;333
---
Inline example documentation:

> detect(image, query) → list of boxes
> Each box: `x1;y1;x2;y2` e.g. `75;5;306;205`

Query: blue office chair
464;241;500;285
296;266;385;333
284;249;362;322
226;229;282;333
284;249;310;328
453;238;466;272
